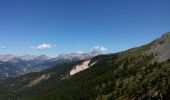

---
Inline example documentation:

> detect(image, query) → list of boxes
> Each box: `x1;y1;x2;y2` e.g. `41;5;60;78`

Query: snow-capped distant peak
70;59;97;76
0;54;17;62
19;54;37;61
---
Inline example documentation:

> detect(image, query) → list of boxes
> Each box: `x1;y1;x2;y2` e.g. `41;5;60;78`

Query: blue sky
0;0;169;57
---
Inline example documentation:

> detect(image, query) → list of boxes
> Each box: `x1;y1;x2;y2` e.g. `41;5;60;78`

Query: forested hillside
0;33;170;100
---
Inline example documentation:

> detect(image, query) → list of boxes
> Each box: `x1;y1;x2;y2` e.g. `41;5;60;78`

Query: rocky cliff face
149;32;170;62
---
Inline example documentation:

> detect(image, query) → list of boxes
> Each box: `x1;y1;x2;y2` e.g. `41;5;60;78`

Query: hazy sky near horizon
0;0;169;57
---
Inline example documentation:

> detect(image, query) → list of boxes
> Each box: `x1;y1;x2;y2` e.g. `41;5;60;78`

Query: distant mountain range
0;50;101;80
0;32;170;100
